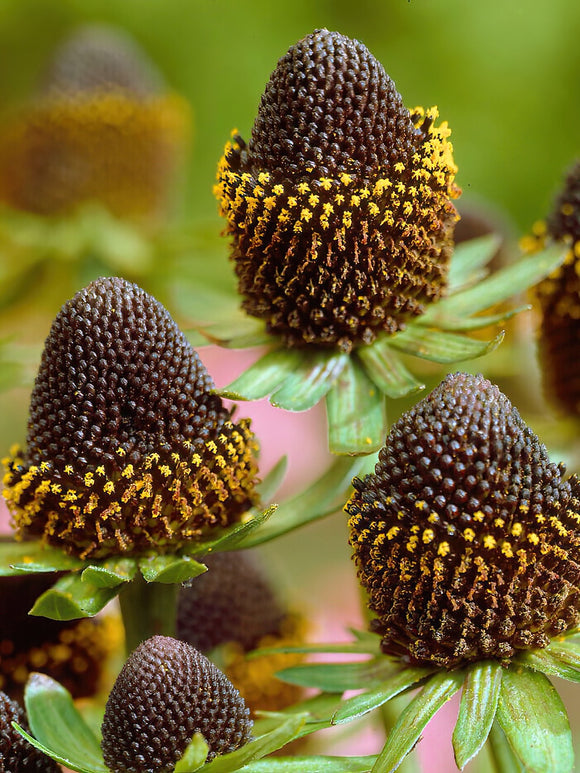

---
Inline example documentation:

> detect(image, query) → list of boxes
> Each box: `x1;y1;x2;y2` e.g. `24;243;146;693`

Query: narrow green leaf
13;723;98;773
24;673;108;773
389;326;504;363
496;666;574;773
331;666;434;726
447;234;501;292
544;637;580;672
139;554;207;584
372;670;464;773
326;359;386;455
81;557;137;588
30;573;120;619
198;320;274;348
420;305;529;332
277;658;396;692
519;648;580;683
0;540;85;576
270;351;348;411
432;243;566;320
238;756;378;772
452;661;502;770
218;349;303;400
239;456;369;548
487;722;524;773
197;505;277;555
202;714;307;772
250;639;382;658
174;733;209;772
256;456;287;502
356;339;424;399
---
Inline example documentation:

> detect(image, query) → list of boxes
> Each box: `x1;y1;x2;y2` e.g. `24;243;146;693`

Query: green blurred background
1;0;578;232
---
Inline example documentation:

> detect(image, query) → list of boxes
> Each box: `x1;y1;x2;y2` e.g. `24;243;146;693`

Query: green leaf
256;456;287;502
519;648;580;683
331;666;434;726
496;666;574;773
543;637;580;674
201;714;307;772
430;243;566;320
356;339;424;399
326;358;386;455
389;326;504;363
452;661;502;770
174;733;209;772
487;722;524;773
238;756;378;772
0;540;86;576
218;349;303;400
372;670;464;772
196;505;277;555
192;317;272;349
81;557;137;588
447;234;502;291
240;456;369;548
277;658;396;692
250;638;381;658
139;554;207;584
24;673;108;773
270;350;348;411
30;572;120;620
420;304;529;332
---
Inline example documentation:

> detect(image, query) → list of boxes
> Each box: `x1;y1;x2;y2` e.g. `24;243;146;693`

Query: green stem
487;721;522;773
119;575;179;655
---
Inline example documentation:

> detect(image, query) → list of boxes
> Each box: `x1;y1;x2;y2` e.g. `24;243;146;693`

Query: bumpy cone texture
176;550;306;716
347;372;580;668
0;25;188;219
0;568;116;700
3;277;259;559
0;691;60;772
101;635;253;771
529;161;580;415
177;550;285;652
216;28;460;352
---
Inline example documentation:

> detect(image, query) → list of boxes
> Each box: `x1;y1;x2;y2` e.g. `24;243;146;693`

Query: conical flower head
347;372;580;668
0;691;60;772
177;550;286;653
0;568;117;701
3;277;259;559
529;161;580;415
101;635;253;770
0;25;188;220
176;550;307;716
216;28;460;352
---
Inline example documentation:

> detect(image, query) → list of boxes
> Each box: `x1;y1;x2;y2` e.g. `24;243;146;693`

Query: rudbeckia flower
177;550;307;715
0;690;60;772
525;160;580;416
197;29;564;454
101;635;253;770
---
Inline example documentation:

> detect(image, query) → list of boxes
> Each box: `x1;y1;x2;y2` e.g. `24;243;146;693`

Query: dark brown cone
101;635;253;771
0;691;60;772
3;277;259;559
0;27;188;220
176;551;285;653
41;24;163;96
347;372;580;668
0;567;115;701
532;161;580;415
216;29;460;352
